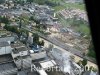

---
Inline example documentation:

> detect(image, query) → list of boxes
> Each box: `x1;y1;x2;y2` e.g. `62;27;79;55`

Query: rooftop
0;36;15;42
11;42;25;48
0;41;10;47
0;54;13;63
0;62;17;75
14;55;31;61
12;46;28;54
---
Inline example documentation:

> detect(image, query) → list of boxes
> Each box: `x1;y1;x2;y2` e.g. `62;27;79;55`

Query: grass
64;3;85;10
76;24;90;35
53;2;85;11
53;5;65;11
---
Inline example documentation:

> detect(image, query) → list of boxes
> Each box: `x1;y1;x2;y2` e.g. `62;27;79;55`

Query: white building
39;60;57;70
0;42;12;55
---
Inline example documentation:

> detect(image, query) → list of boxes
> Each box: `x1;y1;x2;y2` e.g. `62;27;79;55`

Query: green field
64;3;85;10
53;2;85;11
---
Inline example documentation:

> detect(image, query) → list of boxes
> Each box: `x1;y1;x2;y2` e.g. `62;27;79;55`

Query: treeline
4;25;20;34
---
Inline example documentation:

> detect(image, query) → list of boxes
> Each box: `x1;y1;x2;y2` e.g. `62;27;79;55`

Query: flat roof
11;42;25;48
40;60;56;69
0;62;17;74
12;46;28;54
0;54;13;63
14;55;31;61
0;41;10;47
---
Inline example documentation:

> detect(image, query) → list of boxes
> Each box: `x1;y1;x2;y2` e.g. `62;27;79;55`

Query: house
14;55;32;69
0;62;17;75
0;36;15;43
11;46;29;58
0;41;12;55
39;60;57;70
11;46;32;69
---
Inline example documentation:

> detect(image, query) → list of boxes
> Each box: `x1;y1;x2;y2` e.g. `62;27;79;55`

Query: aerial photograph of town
0;0;99;75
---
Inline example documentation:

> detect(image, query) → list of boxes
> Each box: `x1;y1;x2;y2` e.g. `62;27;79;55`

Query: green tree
39;40;44;46
77;60;82;66
33;34;39;45
89;66;93;71
82;59;87;71
27;0;33;3
85;66;88;71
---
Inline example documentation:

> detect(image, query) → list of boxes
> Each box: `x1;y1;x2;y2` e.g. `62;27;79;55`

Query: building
14;55;32;69
11;46;29;58
0;41;12;55
11;46;32;69
39;60;57;70
30;49;46;60
0;62;17;75
0;36;15;43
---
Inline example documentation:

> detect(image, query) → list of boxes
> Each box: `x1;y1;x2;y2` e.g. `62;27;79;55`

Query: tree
77;60;82;66
82;59;87;71
39;40;44;46
27;0;33;3
85;66;88;71
89;66;93;71
33;34;39;45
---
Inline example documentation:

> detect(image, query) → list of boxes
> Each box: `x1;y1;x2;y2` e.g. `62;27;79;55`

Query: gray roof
0;62;17;75
0;42;10;47
83;71;91;75
12;46;28;54
0;37;15;42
